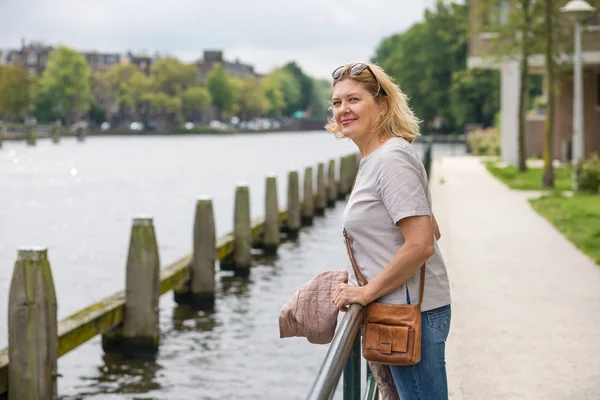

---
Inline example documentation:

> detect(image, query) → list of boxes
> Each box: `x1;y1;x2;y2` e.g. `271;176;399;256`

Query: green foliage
150;57;198;96
450;69;500;128
486;162;572;191
467;128;501;156
282;62;314;112
372;1;498;133
182;86;212;119
530;193;600;265
0;63;33;120
37;45;92;123
206;63;235;118
308;79;332;119
231;76;270;119
575;153;600;194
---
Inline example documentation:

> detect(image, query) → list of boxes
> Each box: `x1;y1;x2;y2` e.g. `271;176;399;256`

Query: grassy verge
530;194;600;265
485;162;572;191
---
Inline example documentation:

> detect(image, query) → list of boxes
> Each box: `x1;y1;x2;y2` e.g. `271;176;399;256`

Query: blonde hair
324;62;421;143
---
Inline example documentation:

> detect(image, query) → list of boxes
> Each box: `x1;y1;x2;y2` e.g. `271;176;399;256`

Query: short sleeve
375;146;431;225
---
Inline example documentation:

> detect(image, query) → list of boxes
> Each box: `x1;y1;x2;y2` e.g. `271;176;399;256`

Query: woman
329;62;452;399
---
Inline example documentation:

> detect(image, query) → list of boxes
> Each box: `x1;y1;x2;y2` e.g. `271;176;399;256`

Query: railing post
327;159;337;207
302;166;314;225
174;197;216;309
286;170;301;239
8;247;58;400
263;174;280;254
315;162;326;215
102;216;160;358
343;333;361;400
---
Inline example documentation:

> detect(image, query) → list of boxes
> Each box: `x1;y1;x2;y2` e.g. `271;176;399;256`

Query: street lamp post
560;0;596;188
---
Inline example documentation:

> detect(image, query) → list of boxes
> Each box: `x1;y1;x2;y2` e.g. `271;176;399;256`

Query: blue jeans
389;304;451;400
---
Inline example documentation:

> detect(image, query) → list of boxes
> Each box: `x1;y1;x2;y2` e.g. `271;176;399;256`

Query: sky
0;0;436;79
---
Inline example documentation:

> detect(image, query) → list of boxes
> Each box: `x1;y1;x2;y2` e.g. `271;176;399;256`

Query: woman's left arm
332;214;434;309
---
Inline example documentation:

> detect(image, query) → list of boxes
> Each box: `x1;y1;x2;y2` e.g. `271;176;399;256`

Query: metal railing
306;304;377;400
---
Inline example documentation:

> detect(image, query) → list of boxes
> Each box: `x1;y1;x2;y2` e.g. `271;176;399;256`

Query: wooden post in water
302;166;314;225
327;159;337;207
8;247;58;400
234;184;252;275
25;119;37;146
102;217;160;358
316;162;326;215
51;120;62;144
263;174;280;254
338;156;349;199
286;170;301;239
175;197;216;309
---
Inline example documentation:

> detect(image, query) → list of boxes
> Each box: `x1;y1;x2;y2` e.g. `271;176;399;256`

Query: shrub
575;153;600;194
467;127;500;156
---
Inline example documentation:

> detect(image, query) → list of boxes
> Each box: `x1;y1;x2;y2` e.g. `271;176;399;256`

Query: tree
262;68;301;117
262;72;286;117
182;86;212;122
150;57;198;96
283;61;314;112
37;45;92;124
231;76;270;120
205;64;235;120
542;0;556;187
0;63;33;121
308;78;332;119
450;69;500;128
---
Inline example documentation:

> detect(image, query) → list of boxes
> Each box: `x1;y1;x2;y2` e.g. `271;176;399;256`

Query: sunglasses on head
331;63;386;97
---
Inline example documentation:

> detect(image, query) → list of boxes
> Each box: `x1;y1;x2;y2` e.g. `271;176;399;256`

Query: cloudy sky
0;0;436;79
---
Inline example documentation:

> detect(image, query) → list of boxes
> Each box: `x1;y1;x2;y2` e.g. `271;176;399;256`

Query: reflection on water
172;305;218;333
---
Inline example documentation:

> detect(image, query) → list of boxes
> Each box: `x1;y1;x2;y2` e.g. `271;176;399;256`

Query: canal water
0;131;465;399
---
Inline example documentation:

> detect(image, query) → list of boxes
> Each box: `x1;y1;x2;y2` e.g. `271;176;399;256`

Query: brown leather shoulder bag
343;228;425;366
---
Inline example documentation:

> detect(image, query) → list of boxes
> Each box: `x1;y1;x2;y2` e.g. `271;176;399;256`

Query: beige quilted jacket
278;269;400;400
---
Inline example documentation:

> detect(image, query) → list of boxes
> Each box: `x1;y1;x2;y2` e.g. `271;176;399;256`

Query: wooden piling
51;120;62;144
102;217;160;358
8;247;58;400
327;159;337;207
263;174;280;254
25;120;36;146
286;170;301;238
174;197;216;309
302;166;315;225
338;156;349;199
316;162;326;215
234;184;252;275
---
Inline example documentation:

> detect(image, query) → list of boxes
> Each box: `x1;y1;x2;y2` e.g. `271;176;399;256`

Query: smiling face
331;79;381;144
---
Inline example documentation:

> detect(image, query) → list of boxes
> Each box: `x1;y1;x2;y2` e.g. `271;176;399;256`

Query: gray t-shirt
342;137;451;311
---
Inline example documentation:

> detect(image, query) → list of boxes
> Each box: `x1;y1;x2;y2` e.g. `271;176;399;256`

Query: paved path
429;156;600;400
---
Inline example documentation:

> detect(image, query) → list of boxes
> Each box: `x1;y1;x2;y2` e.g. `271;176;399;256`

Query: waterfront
0;132;465;399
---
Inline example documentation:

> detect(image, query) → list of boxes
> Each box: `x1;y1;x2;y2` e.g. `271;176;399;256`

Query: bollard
263;174;280;254
302;166;314;225
338;156;349;199
25;120;37;146
174;197;216;309
286;170;301;239
8;247;58;400
316;162;326;215
327;159;337;207
102;217;160;358
51;120;62;144
234;184;252;275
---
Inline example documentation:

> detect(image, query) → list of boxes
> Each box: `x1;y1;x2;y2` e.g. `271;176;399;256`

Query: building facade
468;1;600;164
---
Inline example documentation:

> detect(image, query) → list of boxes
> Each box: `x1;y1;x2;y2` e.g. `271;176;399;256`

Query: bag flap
364;323;409;354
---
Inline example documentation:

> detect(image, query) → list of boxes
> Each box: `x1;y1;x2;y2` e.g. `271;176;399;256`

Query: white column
500;60;521;166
